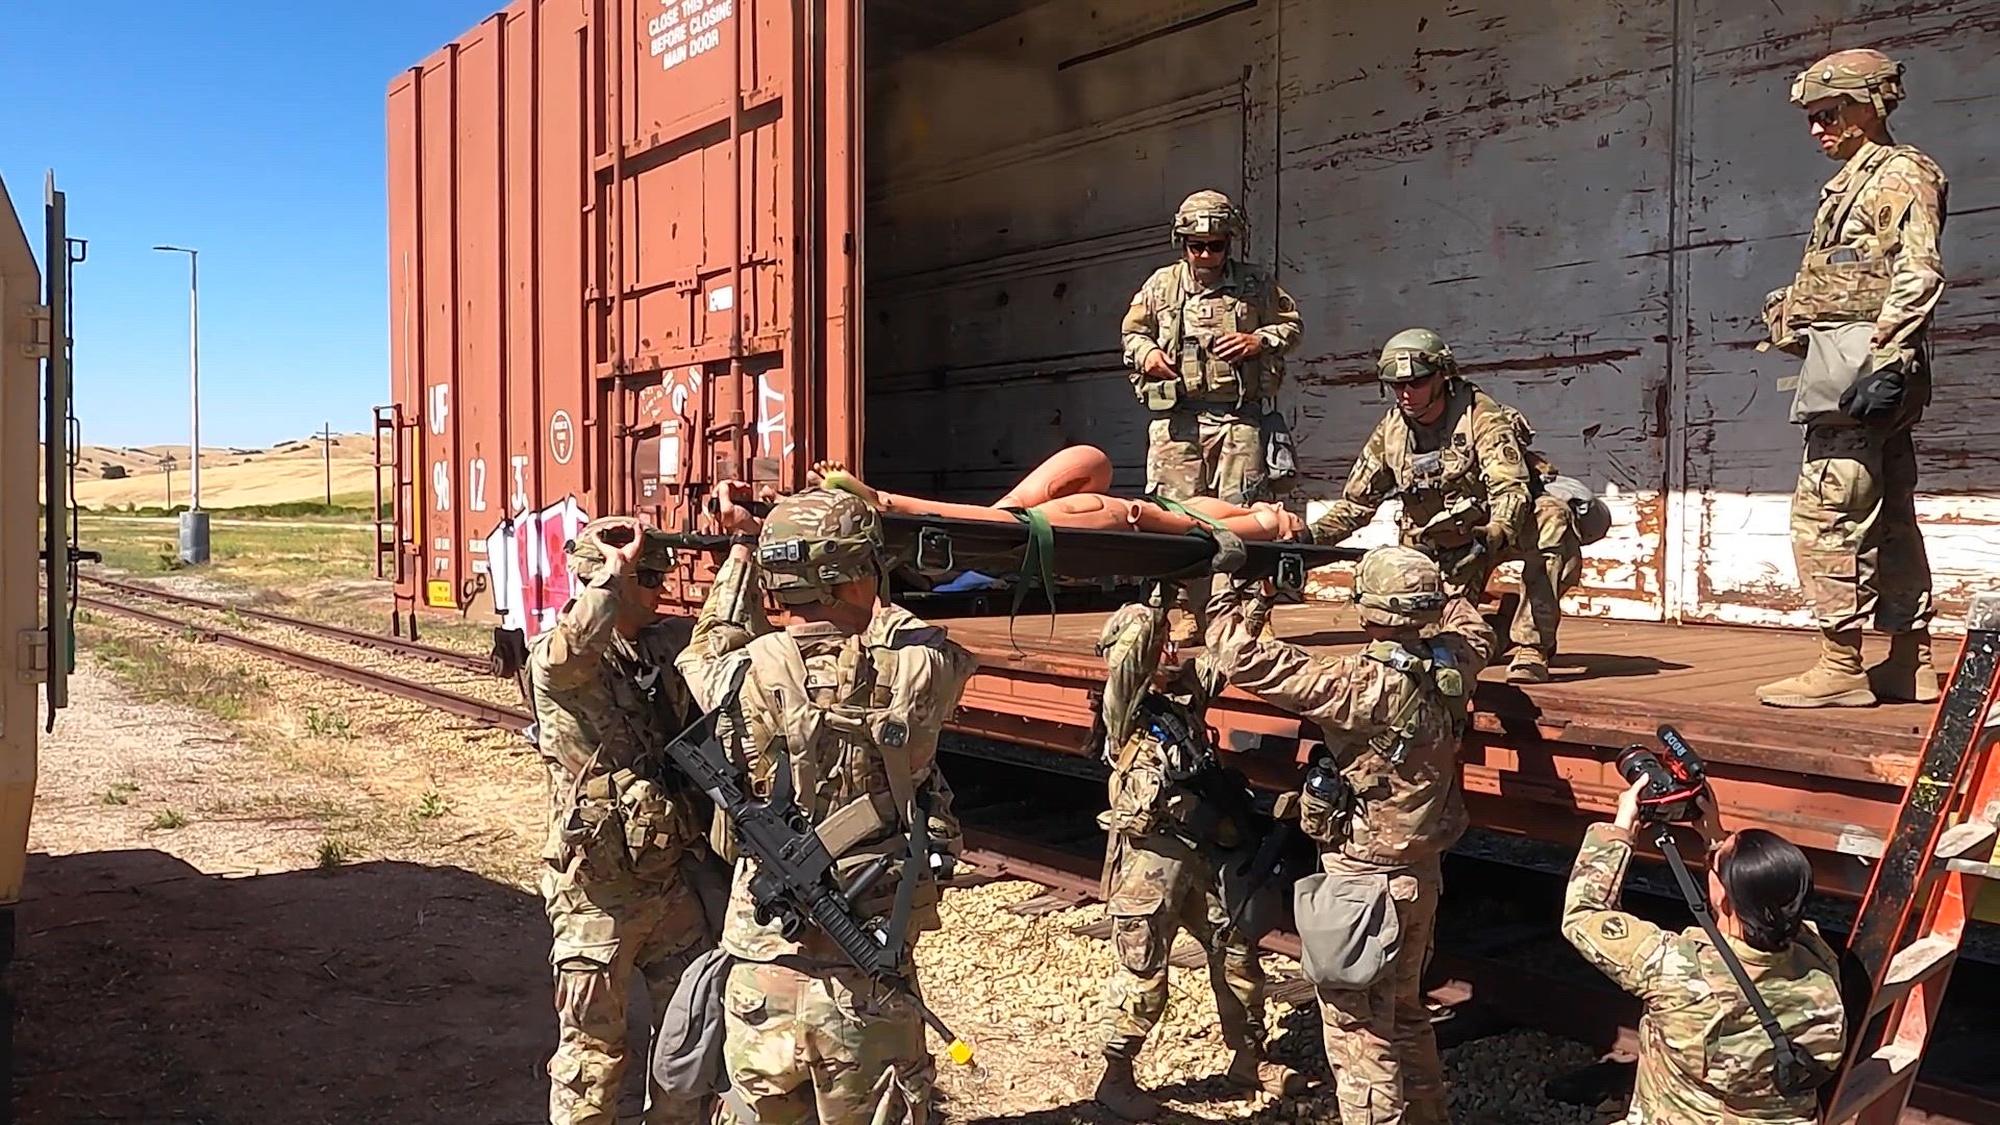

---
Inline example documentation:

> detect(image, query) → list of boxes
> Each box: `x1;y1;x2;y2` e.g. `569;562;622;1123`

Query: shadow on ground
10;849;559;1125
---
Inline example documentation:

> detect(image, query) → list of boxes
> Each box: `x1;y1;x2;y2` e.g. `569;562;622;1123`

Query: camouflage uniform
1121;191;1303;507
528;519;715;1125
1309;333;1579;683
1562;823;1847;1124
1758;49;1947;709
675;489;978;1125
1204;547;1498;1125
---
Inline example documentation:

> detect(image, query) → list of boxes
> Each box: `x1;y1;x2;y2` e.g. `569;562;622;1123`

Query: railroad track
58;582;2000;1124
74;587;530;732
79;574;492;673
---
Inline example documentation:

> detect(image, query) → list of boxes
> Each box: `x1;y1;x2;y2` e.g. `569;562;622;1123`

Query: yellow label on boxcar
426;579;455;608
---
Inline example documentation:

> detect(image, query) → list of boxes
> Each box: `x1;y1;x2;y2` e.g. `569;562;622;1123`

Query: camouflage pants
1790;423;1934;634
717;958;935;1125
1102;834;1267;1061
1447;494;1582;656
541;862;710;1125
1317;856;1446;1125
1146;408;1266;506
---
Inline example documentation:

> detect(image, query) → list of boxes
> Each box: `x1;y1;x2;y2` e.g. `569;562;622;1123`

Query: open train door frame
0;170;85;1125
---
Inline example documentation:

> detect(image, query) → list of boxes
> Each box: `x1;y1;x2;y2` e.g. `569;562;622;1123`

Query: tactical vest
717;624;948;933
1148;262;1281;409
1784;144;1933;328
1101;692;1243;851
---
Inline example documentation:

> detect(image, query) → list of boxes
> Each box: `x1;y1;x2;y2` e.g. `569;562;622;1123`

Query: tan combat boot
1757;629;1875;708
1225;1048;1307;1098
1093;1057;1161;1121
1870;629;1942;703
1507;648;1551;684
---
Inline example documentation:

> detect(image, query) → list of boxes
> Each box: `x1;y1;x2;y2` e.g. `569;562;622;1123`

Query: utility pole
321;423;333;506
153;244;207;563
162;454;175;509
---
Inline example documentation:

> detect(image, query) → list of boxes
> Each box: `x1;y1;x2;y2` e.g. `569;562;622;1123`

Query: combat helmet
1791;49;1906;117
1377;328;1458;384
1172;190;1247;244
1351;546;1447;629
565;517;677;581
757;487;888;605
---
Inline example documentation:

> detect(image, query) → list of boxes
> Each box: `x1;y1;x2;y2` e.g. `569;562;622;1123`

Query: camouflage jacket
676;551;979;964
1308;380;1536;553
1781;140;1948;361
1203;587;1496;868
526;574;704;879
1120;259;1303;410
1563;823;1847;1125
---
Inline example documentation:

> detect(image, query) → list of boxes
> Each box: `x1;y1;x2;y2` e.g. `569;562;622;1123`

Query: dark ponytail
1716;829;1814;953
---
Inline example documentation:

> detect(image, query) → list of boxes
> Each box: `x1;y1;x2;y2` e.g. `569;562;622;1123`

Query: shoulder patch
1600;916;1629;941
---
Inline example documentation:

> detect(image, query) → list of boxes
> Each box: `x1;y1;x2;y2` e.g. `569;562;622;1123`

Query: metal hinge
15;629;48;684
19;304;50;360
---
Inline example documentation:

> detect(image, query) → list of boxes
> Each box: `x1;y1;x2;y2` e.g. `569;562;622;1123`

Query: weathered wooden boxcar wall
862;0;2000;628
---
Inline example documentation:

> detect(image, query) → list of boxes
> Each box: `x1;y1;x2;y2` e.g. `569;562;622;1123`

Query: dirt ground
15;609;1607;1125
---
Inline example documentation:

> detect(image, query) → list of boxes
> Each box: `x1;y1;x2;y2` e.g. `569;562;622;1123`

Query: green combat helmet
757;488;889;605
1377;328;1458;383
1351;545;1447;629
1171;189;1247;244
565;517;677;580
1791;48;1906;118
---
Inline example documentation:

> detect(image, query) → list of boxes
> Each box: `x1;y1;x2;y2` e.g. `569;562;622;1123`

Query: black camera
1615;724;1708;823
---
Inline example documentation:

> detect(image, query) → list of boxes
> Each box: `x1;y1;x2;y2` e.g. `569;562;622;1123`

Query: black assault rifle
659;661;974;1065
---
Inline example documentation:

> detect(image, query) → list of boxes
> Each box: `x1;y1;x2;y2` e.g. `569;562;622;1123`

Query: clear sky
1;1;502;449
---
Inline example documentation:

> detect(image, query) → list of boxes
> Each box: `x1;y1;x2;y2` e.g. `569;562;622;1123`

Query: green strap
1000;506;1058;641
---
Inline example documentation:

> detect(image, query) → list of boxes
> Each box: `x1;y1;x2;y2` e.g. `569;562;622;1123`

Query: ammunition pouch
1140;377;1182;412
561;767;695;882
1786;248;1894;330
1297;780;1355;846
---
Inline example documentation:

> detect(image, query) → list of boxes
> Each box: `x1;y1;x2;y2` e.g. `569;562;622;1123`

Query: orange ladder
1822;592;2000;1124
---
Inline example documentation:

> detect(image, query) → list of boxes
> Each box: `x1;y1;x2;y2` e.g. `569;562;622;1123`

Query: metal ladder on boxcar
1821;592;2000;1124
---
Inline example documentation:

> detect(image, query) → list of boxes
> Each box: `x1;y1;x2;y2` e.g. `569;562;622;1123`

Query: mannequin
809;446;1305;541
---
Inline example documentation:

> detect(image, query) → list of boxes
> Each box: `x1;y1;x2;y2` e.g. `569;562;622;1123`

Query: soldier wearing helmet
1307;329;1588;684
1757;48;1948;710
675;481;977;1125
527;516;721;1125
1201;546;1497;1125
1121;189;1304;642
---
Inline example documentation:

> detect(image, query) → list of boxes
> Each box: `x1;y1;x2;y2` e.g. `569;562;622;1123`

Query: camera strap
1651;827;1834;1097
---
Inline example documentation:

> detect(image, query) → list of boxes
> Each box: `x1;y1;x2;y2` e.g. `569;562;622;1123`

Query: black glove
1840;354;1906;422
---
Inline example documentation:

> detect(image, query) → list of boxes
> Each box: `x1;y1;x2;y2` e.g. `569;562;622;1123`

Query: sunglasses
636;570;667;589
1807;105;1844;128
1184;239;1230;254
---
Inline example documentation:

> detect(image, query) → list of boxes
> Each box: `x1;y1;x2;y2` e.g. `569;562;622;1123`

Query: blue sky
1;1;502;448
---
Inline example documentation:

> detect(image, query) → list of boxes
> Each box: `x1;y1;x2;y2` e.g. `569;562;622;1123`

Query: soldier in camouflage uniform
1203;547;1498;1125
1757;49;1948;709
1563;778;1846;1124
528;517;718;1125
1088;600;1304;1119
1308;329;1582;683
676;483;978;1125
1122;189;1304;640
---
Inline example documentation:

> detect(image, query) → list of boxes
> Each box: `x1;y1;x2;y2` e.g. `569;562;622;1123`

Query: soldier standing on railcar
527;518;722;1125
1757;48;1948;709
1122;190;1304;642
1202;547;1498;1125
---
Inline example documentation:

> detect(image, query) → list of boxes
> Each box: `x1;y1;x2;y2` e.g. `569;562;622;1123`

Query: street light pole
153;244;207;563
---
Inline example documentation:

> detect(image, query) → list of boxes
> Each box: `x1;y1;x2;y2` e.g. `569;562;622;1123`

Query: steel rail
76;593;530;731
79;574;490;673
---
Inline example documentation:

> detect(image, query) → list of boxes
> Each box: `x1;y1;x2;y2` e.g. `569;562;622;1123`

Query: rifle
660;660;974;1065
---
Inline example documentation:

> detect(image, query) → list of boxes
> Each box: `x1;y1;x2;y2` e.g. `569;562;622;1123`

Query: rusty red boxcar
383;0;2000;895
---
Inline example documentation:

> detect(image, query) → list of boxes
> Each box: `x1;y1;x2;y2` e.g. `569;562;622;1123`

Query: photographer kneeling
1563;772;1847;1124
